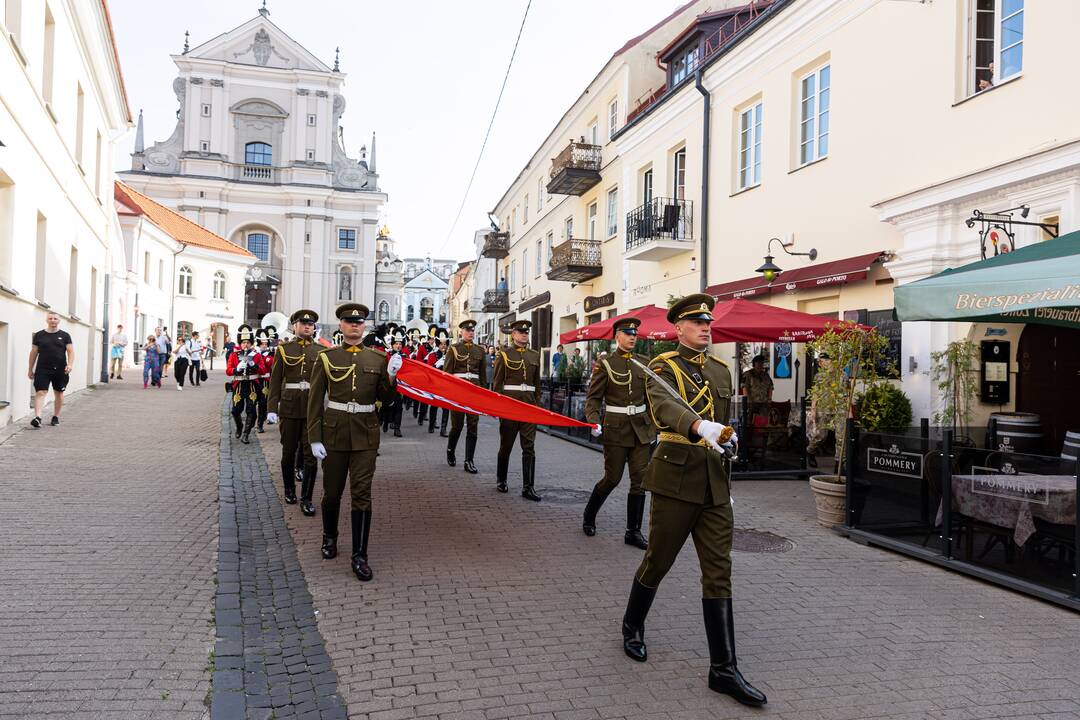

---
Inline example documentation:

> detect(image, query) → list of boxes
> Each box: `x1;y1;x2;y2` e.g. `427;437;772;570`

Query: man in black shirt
27;311;74;428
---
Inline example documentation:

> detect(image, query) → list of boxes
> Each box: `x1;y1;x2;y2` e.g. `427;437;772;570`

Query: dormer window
244;142;272;166
670;45;700;85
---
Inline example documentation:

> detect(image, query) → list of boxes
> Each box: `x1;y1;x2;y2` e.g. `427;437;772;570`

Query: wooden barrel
1062;430;1080;461
990;412;1043;454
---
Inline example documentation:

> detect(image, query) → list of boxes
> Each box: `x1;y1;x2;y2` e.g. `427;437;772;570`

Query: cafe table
948;473;1077;547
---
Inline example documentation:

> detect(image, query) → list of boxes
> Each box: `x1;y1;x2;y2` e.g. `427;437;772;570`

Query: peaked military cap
613;316;641;334
458;319;477;331
335;303;369;321
509;319;532;333
290;309;319;324
667;293;715;323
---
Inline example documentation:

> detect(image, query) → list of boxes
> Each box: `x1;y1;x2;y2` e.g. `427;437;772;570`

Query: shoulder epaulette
652;350;679;364
708;355;729;367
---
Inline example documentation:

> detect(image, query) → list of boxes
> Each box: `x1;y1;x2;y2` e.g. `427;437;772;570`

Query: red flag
395;358;593;428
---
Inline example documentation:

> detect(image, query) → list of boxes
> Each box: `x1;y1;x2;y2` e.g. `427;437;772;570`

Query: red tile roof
114;181;256;258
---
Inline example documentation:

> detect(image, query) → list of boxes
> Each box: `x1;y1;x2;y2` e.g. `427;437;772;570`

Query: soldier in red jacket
226;325;268;444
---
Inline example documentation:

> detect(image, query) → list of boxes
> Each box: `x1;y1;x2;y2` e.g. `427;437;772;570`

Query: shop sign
583;292;615;313
866;444;922;479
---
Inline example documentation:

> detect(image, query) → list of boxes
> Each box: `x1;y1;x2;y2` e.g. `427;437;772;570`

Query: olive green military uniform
493;319;542;500
307;303;398;581
267;309;325;515
620;294;767;708
581;316;657;546
444;321;487;472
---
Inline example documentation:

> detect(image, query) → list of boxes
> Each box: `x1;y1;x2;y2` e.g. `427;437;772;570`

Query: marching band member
226;325;267;444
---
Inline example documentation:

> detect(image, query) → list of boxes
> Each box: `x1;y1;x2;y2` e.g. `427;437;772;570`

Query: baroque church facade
119;5;385;329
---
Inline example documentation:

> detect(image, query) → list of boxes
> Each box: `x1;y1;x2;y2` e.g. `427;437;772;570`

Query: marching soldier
266;309;325;516
619;294;766;707
444;319;486;473
416;327;438;427
582;317;655;548
226;325;267;444
254;328;274;433
492;319;541;501
307;303;401;582
427;327;451;435
382;328;406;437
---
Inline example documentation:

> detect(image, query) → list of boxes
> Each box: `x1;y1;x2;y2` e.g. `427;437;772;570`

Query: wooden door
1017;325;1080;453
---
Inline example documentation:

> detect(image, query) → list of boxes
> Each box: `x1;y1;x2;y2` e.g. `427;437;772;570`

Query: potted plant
930;339;979;443
806;322;891;526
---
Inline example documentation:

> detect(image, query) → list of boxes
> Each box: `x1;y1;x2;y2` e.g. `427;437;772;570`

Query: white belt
284;381;310;391
327;401;376;414
260;374;271;379
503;384;535;392
454;372;479;380
606;404;647;416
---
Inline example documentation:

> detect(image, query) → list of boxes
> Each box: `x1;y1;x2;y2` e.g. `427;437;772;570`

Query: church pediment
184;15;332;73
230;99;289;118
404;270;449;290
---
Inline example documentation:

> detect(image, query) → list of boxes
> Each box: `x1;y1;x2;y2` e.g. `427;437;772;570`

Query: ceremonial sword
629;357;738;460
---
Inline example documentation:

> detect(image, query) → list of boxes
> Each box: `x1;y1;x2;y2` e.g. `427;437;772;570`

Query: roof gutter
695;69;710;293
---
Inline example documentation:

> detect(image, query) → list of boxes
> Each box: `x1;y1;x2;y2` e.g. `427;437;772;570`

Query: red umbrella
559;305;671;344
709;298;854;343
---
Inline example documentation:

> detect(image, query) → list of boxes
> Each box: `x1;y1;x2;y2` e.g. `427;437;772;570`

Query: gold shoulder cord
651;355;715;426
320;351;357;391
277;343;307;376
499;350;524;372
600;358;632;391
450;345;467;362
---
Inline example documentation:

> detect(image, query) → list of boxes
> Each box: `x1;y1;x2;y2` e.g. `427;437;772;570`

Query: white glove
266;412;278;425
387;354;403;378
310;442;327;460
591;424;602;438
236;360;247;370
696;420;729;451
435;357;445;369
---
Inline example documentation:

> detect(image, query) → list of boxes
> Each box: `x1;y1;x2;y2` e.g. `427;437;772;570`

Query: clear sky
109;0;686;263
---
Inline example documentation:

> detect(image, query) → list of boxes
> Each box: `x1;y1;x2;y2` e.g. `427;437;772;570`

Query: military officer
266;309;325;516
620;293;766;707
492;319;542;501
740;353;774;420
307;303;401;582
226;325;267;444
581;317;656;548
444;319;487;473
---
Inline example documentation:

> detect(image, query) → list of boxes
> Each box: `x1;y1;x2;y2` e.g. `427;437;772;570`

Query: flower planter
809;475;846;527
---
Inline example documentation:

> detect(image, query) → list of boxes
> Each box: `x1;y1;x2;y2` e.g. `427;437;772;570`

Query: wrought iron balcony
481;231;510;259
547;237;602;282
624;197;694;261
482;289;510;313
546;140;602;196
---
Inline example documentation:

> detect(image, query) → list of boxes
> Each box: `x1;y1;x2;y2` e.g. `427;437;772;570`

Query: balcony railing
482;289;509;313
547;237;602;282
626;197;693;250
481;231;510;259
239;164;275;182
547;140;602;196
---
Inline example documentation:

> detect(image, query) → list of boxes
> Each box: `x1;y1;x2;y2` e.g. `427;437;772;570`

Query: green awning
894;231;1080;329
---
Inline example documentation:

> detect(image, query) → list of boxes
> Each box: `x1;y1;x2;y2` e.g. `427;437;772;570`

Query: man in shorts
27;311;74;428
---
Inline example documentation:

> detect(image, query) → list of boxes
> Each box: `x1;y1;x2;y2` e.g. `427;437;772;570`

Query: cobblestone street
2;381;1079;719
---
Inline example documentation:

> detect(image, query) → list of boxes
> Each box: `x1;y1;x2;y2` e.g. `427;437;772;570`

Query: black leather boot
521;456;541;502
446;430;458;467
463;435;478;474
427;407;437;433
703;598;767;706
321;499;338;559
418;405;427;425
299;465;316;516
241;414;254;444
496;452;509;493
233;414;243;439
622;579;657;662
624;494;648;549
582;484;610;537
350;509;373;582
439;410;449;437
393;424;402;437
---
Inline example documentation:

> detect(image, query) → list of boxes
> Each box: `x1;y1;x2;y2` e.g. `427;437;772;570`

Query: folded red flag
394;357;593;428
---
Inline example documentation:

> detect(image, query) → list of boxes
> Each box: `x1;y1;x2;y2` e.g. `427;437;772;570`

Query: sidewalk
0;375;221;719
259;415;1080;720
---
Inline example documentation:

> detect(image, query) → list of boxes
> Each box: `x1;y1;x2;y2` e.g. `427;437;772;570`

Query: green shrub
856;382;913;432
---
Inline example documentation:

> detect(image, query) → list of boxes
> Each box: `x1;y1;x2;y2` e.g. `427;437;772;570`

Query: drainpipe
100;273;110;383
695;69;711;293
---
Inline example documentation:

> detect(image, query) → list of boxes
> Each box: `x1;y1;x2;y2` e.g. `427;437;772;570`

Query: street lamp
755;237;818;285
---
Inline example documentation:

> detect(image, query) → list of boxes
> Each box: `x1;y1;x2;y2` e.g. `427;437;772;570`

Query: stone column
285;214;306;312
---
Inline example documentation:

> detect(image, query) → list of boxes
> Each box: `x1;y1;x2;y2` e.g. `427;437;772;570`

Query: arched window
247;233;269;262
245;142;272;166
337;266;353;301
407;305;415;321
178;265;194;296
212;271;227;300
420;296;434;323
378;301;389;321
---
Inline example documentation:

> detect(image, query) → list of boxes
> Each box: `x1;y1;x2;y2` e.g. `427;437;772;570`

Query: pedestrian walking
620;293;765;707
186;331;203;387
172;336;191;390
158;330;173;379
307;303;401;582
109;324;128;379
27;311;74;428
142;335;162;388
581;317;655;547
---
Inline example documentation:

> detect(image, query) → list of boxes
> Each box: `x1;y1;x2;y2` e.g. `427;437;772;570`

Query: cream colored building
119;6;385;333
0;0;131;425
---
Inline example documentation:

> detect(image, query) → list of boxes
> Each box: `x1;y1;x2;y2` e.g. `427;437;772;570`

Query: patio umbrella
559;305;671;344
707;298;852;343
894;231;1080;329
